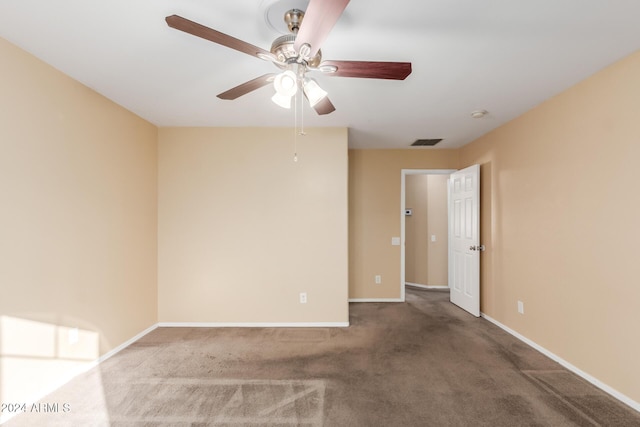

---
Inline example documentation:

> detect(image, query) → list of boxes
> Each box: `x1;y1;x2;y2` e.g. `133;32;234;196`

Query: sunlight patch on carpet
107;378;326;426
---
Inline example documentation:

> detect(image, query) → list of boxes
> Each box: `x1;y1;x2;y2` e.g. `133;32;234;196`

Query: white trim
98;323;159;362
481;313;640;413
405;282;449;290
348;298;403;303
0;323;158;425
400;169;456;305
157;322;349;328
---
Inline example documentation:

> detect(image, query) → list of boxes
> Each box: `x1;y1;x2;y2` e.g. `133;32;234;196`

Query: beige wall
405;175;429;284
460;50;640;403
158;127;348;323
405;175;448;286
0;38;157;402
4;29;639;409
426;175;449;286
349;150;459;299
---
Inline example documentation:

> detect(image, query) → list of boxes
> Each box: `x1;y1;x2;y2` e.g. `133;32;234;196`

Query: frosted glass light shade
271;92;292;109
273;70;298;97
303;78;328;107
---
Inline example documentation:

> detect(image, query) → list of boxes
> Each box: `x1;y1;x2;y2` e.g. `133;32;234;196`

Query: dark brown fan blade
320;60;412;80
217;74;276;100
294;0;350;57
312;97;336;115
166;15;271;59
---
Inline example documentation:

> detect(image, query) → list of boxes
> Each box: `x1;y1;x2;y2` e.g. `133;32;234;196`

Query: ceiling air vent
411;139;443;147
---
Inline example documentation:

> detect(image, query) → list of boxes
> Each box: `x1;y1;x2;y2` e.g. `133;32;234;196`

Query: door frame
400;169;456;301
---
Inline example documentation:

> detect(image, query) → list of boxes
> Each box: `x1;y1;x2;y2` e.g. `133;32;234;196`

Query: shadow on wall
478;160;500;316
480;161;493;314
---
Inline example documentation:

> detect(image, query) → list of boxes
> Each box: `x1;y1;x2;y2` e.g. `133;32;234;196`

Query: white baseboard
481;312;640;413
405;282;449;290
0;323;158;425
157;322;349;328
348;298;403;303
98;323;159;362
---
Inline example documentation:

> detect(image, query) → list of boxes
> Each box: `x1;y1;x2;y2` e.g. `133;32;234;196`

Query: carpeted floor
6;288;640;426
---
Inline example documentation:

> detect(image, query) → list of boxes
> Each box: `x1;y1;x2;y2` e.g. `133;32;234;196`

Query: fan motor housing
271;34;322;67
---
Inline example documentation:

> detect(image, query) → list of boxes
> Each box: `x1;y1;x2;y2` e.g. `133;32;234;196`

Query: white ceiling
2;0;640;149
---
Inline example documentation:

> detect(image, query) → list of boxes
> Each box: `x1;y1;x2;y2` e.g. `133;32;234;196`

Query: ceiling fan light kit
165;0;412;116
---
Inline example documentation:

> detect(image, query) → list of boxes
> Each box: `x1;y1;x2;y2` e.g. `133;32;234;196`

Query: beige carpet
6;288;640;426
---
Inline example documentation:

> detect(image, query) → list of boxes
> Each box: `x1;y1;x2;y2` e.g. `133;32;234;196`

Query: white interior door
448;164;481;316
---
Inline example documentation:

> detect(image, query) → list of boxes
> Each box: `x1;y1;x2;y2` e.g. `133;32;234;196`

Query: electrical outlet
375;275;382;284
299;292;307;304
517;300;524;314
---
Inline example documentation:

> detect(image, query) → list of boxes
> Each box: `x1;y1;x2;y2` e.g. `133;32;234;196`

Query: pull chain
292;72;306;163
299;86;306;137
293;84;298;162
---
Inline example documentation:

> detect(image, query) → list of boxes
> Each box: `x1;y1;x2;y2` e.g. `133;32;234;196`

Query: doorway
400;169;455;301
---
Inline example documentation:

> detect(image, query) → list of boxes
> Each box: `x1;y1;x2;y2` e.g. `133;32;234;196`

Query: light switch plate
391;237;401;246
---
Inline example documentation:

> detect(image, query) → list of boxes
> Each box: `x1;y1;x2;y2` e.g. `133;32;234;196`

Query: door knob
470;245;486;251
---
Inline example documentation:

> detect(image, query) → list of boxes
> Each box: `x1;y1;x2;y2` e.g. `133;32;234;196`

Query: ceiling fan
165;0;412;115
